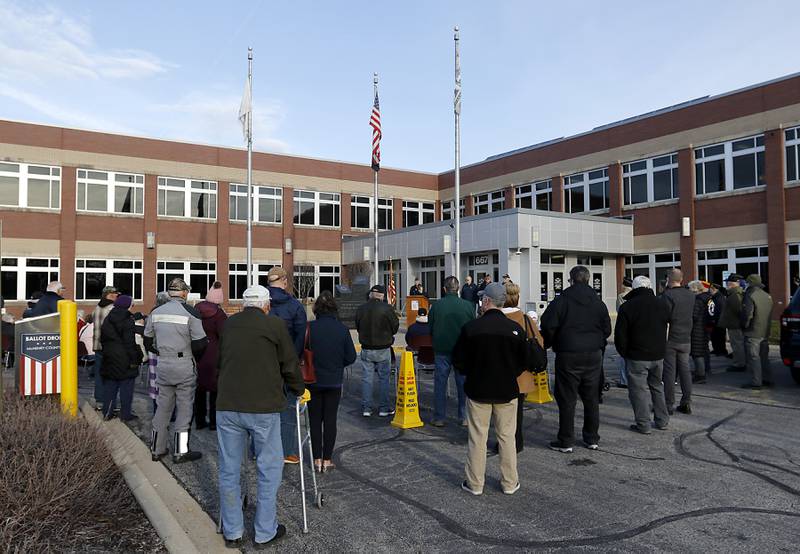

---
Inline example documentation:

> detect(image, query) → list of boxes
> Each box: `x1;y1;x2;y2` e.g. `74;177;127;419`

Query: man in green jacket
215;285;304;548
428;275;475;426
740;274;774;389
719;274;746;372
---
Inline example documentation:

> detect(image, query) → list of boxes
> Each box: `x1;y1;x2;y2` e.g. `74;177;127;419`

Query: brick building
2;72;800;317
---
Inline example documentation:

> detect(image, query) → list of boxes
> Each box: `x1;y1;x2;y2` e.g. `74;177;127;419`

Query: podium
405;295;429;325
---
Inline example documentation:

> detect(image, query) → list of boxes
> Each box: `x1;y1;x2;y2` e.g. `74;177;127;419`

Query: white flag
238;77;251;142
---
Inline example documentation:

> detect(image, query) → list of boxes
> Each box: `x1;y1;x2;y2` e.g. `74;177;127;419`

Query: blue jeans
279;394;298;457
217;411;283;543
433;354;466;421
94;351;104;403
618;356;628;386
361;348;391;412
103;377;134;419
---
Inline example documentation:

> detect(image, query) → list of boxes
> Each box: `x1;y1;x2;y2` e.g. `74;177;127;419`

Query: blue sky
2;0;800;173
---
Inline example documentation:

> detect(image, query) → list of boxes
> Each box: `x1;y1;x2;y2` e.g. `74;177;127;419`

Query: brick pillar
608;162;623;216
216;181;230;300
504;185;515;210
551;175;564;212
341;192;352;233
677;148;697;280
143;174;158;305
434;199;442;222
765;128;788;317
464;195;474;216
393;197;403;229
615;256;626;296
59;167;77;298
283;186;295;286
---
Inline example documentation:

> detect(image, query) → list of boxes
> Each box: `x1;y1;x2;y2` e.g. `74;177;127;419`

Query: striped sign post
19;332;61;396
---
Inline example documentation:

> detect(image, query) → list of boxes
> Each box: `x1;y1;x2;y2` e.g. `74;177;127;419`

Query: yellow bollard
58;300;78;417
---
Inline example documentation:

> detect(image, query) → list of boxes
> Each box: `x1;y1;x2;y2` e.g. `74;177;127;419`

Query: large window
0;257;59;301
156;261;216;298
697;246;768;290
473;190;505;215
785;127;800;183
790;243;800;296
292;265;340;299
77;169;143;214
695;135;764;195
516;180;552;211
624;252;681;292
419;256;445;299
229;184;282;223
0;162;61;209
157;177;217;219
564;169;609;213
228;262;280;300
350;196;392;230
623;154;679;206
402;201;435;227
441;199;466;220
293;190;340;227
75;259;143;300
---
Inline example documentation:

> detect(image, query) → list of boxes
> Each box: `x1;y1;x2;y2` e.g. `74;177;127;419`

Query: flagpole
373;72;380;286
246;47;254;286
454;27;462;282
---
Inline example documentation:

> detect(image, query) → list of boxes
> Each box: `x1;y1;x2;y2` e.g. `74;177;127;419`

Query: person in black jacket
460;275;479;306
100;295;143;421
24;281;65;318
307;292;357;472
708;283;728;356
689;281;711;385
614;276;671;434
453;282;527;496
540;266;611;453
355;285;400;417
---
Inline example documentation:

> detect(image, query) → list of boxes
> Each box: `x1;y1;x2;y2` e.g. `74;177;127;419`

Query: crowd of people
9;261;777;548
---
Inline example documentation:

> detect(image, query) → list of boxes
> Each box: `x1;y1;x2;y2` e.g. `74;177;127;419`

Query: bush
0;390;163;553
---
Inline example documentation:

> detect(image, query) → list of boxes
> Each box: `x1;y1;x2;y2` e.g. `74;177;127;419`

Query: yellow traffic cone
391;351;424;429
525;371;554;404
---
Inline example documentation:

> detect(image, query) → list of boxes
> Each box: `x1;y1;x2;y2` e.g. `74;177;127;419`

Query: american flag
370;89;381;171
387;258;396;306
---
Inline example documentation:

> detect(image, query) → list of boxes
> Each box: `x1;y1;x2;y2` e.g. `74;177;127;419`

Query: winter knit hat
206;282;224;305
114;295;133;309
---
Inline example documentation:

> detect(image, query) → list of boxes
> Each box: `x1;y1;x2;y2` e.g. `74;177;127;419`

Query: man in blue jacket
266;267;307;464
24;281;65;317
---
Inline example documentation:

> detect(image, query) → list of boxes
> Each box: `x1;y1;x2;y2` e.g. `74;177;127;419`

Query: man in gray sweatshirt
661;269;695;415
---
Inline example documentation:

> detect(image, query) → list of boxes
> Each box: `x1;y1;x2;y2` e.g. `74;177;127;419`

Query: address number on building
473;256;489;265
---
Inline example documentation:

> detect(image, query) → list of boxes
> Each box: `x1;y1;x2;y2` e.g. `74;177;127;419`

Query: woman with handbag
500;283;545;453
307;292;357;472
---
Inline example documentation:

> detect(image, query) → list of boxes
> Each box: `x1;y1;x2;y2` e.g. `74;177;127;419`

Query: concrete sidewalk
89;345;800;552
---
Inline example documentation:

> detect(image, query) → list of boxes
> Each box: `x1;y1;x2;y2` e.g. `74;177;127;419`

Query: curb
80;401;232;554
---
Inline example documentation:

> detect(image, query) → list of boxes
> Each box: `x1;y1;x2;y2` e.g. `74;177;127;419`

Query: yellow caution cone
525;371;554;404
391;351;424;429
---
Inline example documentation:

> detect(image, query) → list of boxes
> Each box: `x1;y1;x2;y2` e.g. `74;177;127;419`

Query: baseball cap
267;266;287;284
479;282;506;305
101;285;119;296
725;273;743;283
369;284;386;295
167;277;191;292
242;284;270;303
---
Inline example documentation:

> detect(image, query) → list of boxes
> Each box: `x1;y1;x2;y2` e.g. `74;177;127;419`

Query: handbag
516;314;547;394
300;323;316;384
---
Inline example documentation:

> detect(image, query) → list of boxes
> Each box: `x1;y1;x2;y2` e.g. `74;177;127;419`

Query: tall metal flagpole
373;73;380;286
246;47;254;286
454;27;462;281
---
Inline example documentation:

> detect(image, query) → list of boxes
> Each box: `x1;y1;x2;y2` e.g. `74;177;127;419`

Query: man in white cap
145;277;208;463
614;275;671;434
215;285;304;549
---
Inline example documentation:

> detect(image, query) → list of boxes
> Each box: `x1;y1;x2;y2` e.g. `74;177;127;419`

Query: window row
351;196;393;230
623;154;679;205
0;162;61;209
695;135;764;195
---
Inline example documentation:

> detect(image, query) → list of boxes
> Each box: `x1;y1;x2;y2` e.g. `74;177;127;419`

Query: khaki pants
465;398;518;492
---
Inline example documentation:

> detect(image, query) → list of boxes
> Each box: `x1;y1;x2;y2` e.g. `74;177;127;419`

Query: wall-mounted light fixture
443;234;452;253
681;217;691;237
531;227;540;248
146;231;156;249
284;237;293;254
363;245;371;261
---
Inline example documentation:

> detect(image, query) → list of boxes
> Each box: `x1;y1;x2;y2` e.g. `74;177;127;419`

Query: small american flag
370;89;381;171
388;258;396;306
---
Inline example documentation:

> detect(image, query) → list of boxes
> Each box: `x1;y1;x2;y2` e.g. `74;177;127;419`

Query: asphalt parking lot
88;345;800;553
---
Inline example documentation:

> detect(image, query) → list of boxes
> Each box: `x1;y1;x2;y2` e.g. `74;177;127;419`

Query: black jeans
554;351;602;447
103;377;135;420
194;387;217;427
308;387;342;460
